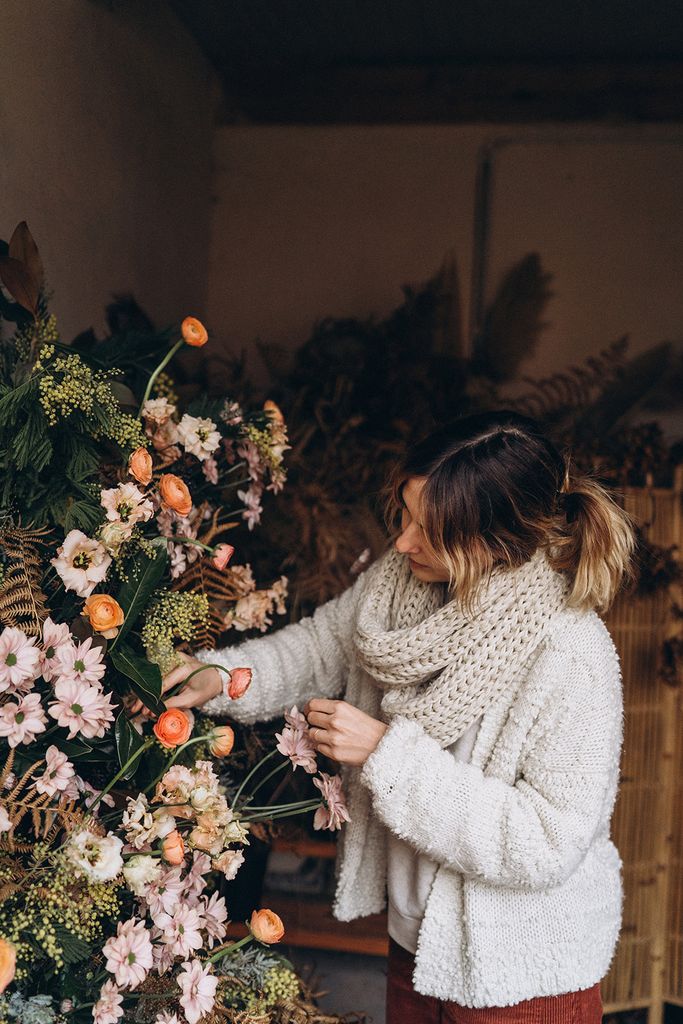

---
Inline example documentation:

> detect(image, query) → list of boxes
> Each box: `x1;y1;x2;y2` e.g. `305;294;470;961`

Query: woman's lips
409;557;426;568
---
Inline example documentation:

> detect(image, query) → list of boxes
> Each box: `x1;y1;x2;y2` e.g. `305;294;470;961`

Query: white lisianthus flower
123;854;163;897
67;829;124;882
177;415;221;462
99;521;131;557
51;530;111;597
100;483;154;533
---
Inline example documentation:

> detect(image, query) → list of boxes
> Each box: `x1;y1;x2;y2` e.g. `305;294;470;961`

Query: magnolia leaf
111;542;168;648
114;709;147;776
110;643;164;714
0;256;39;316
8;221;44;289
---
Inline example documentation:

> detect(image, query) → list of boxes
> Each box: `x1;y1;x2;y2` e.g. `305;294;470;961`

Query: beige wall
0;0;215;341
208;124;683;402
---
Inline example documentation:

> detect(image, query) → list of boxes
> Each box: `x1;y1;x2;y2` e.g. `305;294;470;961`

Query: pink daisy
198;892;228;948
48;677;116;739
276;708;317;774
55;637;106;686
177;960;218;1024
0;627;41;695
0;692;47;747
102;918;153;990
40;617;73;683
92;980;123;1024
34;744;76;797
313;772;351;832
161;903;203;958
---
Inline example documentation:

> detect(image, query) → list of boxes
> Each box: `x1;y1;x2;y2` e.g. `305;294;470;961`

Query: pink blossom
144;865;185;926
285;705;308;731
55;637;106;686
236;439;261;483
61;775;116;812
183;851;211;900
0;692;47;747
313;773;351;832
211;543;234;570
92;980;123;1024
155;1014;182;1024
276;724;318;774
161;903;203;958
40;618;72;682
103;918;153;990
48;678;116;739
237;483;263;531
212;848;244;880
198;892;228;948
0;627;41;695
177;960;218;1024
0;803;12;833
34;745;76;796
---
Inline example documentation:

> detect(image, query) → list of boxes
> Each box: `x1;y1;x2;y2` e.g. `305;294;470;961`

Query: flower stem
207;932;253;963
241;801;320;823
162;661;234;702
139;337;183;413
241;759;289;805
89;738;155;812
232;748;279;808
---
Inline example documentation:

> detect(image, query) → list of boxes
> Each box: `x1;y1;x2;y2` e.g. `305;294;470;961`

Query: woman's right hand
129;652;223;716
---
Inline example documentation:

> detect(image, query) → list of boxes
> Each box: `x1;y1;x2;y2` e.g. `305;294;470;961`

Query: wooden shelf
226;894;389;957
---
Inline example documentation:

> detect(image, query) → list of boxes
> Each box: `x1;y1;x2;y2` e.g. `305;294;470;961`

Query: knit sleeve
360;644;623;891
198;570;368;724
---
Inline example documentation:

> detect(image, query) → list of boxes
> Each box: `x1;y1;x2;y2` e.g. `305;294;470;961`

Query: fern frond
0;523;52;634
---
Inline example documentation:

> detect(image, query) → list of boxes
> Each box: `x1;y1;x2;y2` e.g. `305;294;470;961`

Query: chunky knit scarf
353;546;569;747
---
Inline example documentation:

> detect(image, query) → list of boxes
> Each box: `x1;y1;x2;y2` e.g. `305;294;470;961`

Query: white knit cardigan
200;566;624;1007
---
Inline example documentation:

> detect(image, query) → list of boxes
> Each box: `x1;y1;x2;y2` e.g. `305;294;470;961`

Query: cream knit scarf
353;546;569;747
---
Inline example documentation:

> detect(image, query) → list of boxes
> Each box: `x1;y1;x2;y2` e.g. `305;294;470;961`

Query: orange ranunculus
211;543;234;571
181;316;208;348
250;908;285;945
228;667;252;700
209;725;235;758
159;474;192;517
82;593;125;639
161;829;185;865
153;708;192;749
0;938;16;993
263;399;285;424
128;446;153;486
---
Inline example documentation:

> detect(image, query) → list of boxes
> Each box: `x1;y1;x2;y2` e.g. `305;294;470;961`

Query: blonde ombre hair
383;411;635;612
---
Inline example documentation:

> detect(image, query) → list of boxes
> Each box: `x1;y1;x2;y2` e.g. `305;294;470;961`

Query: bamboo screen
602;471;682;1024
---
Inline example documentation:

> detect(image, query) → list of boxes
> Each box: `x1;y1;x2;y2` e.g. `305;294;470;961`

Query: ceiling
170;0;683;122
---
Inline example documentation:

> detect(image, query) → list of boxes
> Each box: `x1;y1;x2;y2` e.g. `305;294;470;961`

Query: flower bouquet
0;224;350;1024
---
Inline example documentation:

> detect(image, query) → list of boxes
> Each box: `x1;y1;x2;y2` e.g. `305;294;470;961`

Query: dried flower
51;530;111;597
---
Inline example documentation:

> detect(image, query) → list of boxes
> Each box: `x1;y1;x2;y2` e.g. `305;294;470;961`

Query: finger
161;662;195;694
310;725;332;744
306;698;339;715
307;711;335;729
130;699;143;714
315;742;337;761
164;692;194;710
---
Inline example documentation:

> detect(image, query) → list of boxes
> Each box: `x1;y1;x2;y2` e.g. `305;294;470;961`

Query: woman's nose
395;525;421;554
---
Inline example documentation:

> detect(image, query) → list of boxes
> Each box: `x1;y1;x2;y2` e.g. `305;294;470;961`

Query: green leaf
110;643;164;714
112;543;168;647
114;709;147;776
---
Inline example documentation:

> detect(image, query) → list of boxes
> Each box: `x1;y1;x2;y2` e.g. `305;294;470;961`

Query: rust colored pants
386;939;603;1024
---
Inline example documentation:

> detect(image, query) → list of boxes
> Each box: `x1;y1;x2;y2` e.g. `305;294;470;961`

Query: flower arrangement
0;224;350;1024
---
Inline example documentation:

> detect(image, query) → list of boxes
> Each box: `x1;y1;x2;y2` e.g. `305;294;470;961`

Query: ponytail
549;477;635;612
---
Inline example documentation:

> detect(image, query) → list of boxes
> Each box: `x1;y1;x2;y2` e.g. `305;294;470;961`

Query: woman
162;411;634;1023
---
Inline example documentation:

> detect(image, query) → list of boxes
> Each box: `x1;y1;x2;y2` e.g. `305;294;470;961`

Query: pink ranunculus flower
40;617;72;682
34;745;76;797
313;772;351;832
161;903;203;958
0;692;47;748
51;530;111;597
211;543;234;571
177;959;218;1024
198;892;228;948
103;918;153;990
92;980;123;1024
0;627;41;695
55;636;106;687
48;677;116;739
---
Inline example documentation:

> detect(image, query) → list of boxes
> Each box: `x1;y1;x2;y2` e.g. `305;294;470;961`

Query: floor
287;946;388;1023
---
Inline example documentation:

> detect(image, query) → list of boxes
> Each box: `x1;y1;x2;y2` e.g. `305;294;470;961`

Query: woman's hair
383;410;635;612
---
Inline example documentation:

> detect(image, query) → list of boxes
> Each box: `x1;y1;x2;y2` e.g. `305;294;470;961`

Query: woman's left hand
304;698;388;766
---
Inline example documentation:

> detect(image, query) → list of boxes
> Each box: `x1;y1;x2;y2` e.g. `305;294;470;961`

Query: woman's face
395;477;450;583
